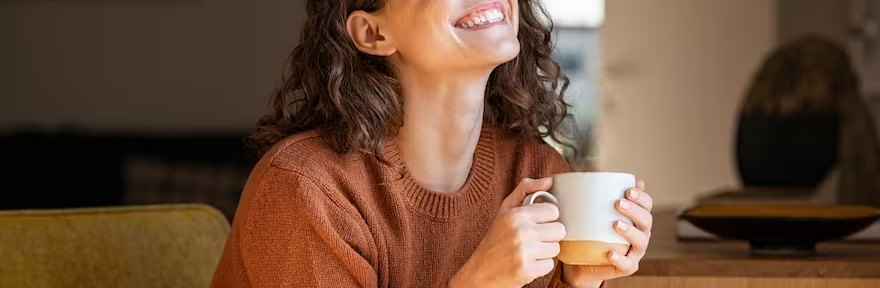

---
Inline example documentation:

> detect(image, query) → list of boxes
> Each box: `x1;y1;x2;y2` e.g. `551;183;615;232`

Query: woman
212;0;654;287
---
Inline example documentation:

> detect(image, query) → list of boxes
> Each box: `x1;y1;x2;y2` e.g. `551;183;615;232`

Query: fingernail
619;198;631;210
610;252;620;262
629;189;640;200
616;220;629;231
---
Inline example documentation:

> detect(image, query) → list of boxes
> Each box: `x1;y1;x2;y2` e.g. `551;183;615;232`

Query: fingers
625;187;654;212
617;198;653;232
501;178;553;209
531;221;566;242
525;258;556;280
529;242;562;260
608;250;639;276
636;180;646;191
614;220;650;258
513;202;560;224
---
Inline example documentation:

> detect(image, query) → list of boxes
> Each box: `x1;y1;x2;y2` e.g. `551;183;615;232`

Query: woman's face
383;0;520;74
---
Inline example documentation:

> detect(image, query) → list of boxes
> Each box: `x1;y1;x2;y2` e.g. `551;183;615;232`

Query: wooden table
607;210;880;288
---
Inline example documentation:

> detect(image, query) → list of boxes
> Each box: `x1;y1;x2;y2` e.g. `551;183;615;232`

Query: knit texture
211;125;575;287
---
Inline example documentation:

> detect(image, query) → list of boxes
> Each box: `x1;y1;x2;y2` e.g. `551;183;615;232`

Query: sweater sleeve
240;166;378;288
546;265;607;288
546;264;574;288
534;141;574;178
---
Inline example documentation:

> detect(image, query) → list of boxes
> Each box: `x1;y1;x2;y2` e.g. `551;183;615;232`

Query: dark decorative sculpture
680;36;880;255
736;36;880;206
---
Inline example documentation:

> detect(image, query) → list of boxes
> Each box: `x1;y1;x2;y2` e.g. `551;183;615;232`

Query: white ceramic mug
522;172;634;265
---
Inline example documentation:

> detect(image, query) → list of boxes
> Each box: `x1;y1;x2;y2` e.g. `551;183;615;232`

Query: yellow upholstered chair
0;204;230;288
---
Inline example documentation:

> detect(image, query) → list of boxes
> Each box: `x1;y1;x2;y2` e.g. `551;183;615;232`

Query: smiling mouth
453;2;507;29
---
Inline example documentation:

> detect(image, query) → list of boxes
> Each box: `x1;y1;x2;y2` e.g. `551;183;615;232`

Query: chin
498;41;521;62
482;39;521;67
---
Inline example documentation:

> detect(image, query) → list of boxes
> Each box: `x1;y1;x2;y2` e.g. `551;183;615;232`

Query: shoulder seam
239;165;378;278
261;131;361;220
278;167;378;261
273;165;366;224
271;133;323;157
243;163;375;249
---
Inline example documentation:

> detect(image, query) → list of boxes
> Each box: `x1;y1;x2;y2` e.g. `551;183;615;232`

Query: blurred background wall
599;0;880;209
778;0;851;45
0;0;305;131
598;0;778;208
0;1;309;218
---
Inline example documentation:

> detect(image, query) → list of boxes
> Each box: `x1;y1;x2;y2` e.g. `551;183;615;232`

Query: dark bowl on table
680;205;880;255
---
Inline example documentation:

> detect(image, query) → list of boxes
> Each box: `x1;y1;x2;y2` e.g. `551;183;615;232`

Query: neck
395;68;489;193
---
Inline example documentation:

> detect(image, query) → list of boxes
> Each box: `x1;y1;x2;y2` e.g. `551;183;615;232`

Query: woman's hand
450;178;565;288
562;180;654;288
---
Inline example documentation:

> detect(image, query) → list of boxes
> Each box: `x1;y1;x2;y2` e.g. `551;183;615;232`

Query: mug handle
522;191;559;206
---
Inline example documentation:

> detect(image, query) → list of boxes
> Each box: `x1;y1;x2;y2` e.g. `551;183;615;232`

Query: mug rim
552;172;635;179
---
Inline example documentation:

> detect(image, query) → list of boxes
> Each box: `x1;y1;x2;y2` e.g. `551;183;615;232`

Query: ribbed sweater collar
382;125;496;221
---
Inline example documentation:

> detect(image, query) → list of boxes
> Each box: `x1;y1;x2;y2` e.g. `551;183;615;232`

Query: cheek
392;13;461;62
389;2;520;70
398;30;521;71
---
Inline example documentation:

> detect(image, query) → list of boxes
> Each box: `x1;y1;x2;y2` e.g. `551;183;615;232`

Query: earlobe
346;11;397;56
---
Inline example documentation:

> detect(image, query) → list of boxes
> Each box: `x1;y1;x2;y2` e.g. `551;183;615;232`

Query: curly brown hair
252;0;570;157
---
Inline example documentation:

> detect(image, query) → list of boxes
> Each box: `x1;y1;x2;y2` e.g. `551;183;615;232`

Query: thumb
500;178;553;210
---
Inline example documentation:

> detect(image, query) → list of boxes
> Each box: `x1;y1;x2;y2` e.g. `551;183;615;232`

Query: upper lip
451;0;507;26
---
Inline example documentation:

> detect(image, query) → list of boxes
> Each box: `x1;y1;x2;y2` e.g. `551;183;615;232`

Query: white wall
598;0;777;208
0;1;306;132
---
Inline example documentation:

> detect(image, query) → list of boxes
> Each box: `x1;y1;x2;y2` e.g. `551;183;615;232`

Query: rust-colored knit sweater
211;125;574;287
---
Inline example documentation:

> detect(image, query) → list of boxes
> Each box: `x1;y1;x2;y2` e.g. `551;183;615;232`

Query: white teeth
457;9;504;28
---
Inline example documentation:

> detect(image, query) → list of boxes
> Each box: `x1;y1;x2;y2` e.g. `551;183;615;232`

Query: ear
346;11;397;56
